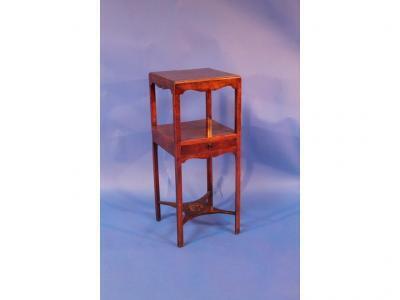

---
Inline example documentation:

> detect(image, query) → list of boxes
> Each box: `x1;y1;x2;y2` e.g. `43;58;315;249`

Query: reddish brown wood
154;119;235;147
234;81;242;234
207;157;213;206
155;119;234;142
149;83;157;127
172;89;184;248
206;90;213;206
206;90;212;137
149;68;240;91
180;138;236;162
149;83;161;221
148;68;242;247
152;143;161;221
159;192;234;223
182;192;234;224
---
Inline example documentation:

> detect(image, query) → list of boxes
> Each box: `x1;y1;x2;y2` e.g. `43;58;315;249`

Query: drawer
181;137;237;160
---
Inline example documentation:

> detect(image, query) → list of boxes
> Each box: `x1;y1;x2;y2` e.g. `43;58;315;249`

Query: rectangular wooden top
149;68;240;90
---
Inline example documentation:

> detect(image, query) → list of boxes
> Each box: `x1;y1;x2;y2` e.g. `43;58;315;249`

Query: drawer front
181;138;237;160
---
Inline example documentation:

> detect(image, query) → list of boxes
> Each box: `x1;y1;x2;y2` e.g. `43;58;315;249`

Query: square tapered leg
207;158;213;206
175;159;184;247
152;143;161;221
235;151;241;234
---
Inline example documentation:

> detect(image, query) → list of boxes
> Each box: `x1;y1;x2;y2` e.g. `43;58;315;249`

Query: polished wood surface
149;68;241;93
154;119;235;143
150;68;239;84
149;68;242;247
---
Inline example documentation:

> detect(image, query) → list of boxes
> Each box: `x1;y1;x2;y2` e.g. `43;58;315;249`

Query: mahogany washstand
149;68;241;247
